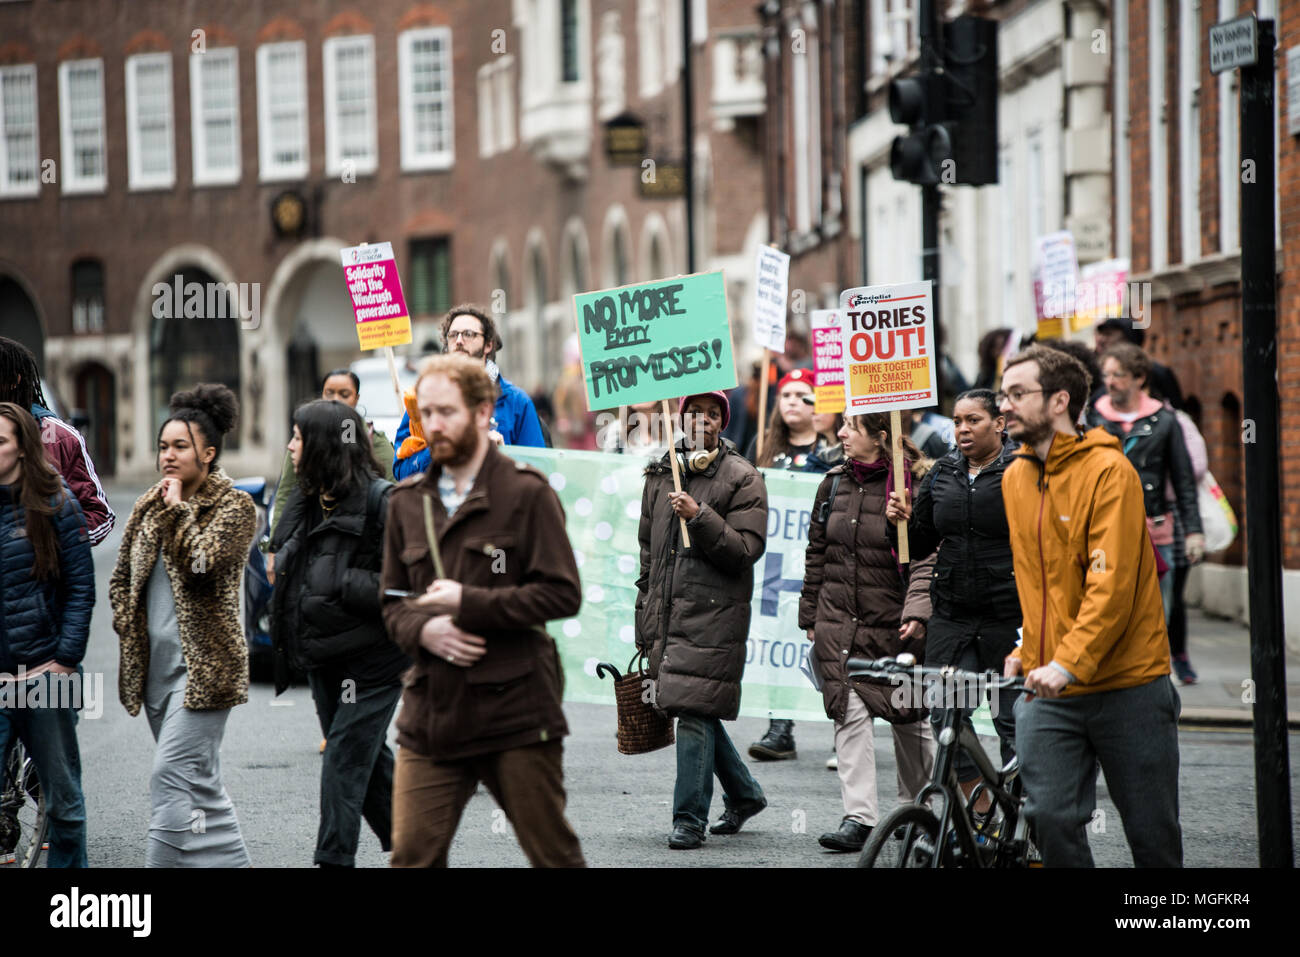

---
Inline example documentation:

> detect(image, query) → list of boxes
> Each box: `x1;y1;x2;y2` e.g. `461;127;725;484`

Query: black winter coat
269;476;408;694
0;482;94;672
1088;405;1202;536
899;440;1022;671
635;443;768;720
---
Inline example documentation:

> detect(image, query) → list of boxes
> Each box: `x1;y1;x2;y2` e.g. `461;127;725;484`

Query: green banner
572;271;737;409
508;446;995;734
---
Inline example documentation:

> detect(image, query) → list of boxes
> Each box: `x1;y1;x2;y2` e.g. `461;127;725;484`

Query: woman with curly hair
109;384;256;867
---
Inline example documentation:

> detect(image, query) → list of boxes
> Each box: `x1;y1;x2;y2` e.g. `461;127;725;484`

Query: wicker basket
603;653;674;755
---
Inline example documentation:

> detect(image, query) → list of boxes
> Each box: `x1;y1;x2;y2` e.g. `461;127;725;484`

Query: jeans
928;641;1018;782
1014;677;1182;867
307;667;400;867
0;671;88;868
1156;543;1176;629
672;715;765;834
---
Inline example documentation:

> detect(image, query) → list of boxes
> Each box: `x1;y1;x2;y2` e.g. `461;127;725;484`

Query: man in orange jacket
998;345;1182;867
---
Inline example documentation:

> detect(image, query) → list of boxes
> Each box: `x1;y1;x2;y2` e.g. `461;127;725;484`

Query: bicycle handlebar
845;654;1027;692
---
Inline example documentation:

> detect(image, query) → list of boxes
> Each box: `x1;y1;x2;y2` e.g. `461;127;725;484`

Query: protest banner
838;281;937;415
753;245;790;353
506;446;996;733
573;271;736;407
1072;257;1129;331
574;271;737;548
752;245;790;459
1032;231;1080;338
810;309;846;413
340;241;413;351
339;241;414;435
838;280;939;564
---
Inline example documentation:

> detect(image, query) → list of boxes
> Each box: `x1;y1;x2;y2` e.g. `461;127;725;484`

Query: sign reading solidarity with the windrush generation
573;271;737;408
339;241;413;350
810;309;845;413
753;245;791;352
838;281;937;414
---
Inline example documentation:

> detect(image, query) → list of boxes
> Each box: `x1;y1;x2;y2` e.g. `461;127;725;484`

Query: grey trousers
1014;677;1182;867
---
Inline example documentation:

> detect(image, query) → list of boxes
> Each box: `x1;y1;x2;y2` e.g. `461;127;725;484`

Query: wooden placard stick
662;398;692;548
890;408;910;564
755;349;771;462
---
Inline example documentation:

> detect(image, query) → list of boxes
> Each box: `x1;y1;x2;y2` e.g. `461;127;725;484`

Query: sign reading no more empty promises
1209;14;1258;74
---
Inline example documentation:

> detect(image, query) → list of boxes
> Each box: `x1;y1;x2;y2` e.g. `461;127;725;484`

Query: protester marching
0;257;1229;874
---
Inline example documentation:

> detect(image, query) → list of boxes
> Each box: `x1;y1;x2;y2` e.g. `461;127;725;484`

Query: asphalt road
73;486;1298;867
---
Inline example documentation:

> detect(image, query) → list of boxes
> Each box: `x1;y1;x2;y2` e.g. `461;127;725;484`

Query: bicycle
0;738;48;868
846;654;1040;869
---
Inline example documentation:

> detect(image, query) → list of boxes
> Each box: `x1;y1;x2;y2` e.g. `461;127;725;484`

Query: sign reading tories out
837;281;937;415
572;271;737;408
339;241;413;350
810;309;846;413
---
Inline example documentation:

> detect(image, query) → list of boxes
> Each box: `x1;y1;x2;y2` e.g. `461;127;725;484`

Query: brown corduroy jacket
380;442;581;760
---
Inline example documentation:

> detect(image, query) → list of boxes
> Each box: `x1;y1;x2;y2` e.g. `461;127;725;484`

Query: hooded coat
1002;428;1171;694
799;460;936;723
635;442;767;720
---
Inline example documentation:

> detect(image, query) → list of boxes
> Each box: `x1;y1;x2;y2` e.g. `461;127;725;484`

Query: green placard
573;271;737;409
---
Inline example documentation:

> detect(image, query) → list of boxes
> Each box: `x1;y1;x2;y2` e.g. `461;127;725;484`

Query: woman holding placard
799;413;937;852
885;389;1021;819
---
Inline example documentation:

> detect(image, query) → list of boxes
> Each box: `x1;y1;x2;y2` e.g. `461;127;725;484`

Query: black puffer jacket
1088;405;1202;535
269;476;408;694
899;439;1022;671
635;442;767;720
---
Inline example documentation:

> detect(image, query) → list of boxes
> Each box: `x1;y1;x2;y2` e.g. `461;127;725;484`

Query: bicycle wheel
1;742;48;868
857;805;945;868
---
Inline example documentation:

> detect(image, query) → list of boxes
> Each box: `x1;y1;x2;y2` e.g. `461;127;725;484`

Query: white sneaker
826;754;838;770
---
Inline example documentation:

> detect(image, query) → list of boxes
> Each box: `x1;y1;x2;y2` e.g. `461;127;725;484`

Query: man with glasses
997;345;1182;867
393;305;547;479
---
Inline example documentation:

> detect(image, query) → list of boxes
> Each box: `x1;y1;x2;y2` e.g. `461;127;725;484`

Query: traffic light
889;15;998;187
889;73;950;185
942;16;998;186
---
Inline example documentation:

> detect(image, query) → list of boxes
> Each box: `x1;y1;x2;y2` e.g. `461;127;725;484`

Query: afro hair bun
170;382;239;437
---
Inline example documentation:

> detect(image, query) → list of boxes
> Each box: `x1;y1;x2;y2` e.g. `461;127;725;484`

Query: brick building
0;0;768;479
1119;0;1297;641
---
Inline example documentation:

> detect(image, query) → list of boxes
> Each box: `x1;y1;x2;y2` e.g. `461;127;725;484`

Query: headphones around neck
677;445;720;473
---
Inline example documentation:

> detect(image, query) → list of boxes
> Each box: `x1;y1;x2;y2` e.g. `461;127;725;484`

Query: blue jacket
393;372;547;480
0;481;96;672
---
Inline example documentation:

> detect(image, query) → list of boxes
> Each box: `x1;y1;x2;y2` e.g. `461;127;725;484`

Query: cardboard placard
810;309;846;413
838;281;937;415
339;242;413;350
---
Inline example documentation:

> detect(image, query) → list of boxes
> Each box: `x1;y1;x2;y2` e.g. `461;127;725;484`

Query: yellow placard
814;385;845;413
356;316;413;350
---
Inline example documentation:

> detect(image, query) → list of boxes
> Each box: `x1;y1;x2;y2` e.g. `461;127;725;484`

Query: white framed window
1114;0;1131;261
399;27;454;171
477;63;495;157
494;56;515;152
190;47;240;186
256;42;309;181
0;64;39;197
125;52;175;190
638;0;663;97
57;58;106;193
324;34;377;176
1148;0;1167;269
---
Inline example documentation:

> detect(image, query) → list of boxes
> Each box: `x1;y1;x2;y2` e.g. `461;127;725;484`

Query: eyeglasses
995;388;1044;405
446;330;484;344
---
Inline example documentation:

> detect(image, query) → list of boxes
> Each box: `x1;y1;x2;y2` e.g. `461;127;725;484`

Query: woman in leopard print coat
109;384;256;866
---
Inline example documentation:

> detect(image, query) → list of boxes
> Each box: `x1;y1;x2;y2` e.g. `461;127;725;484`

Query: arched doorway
283;258;357;417
73;362;116;477
149;267;242;449
0;275;44;373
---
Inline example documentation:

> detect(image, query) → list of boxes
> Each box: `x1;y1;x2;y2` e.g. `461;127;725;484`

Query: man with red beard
381;354;585;867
